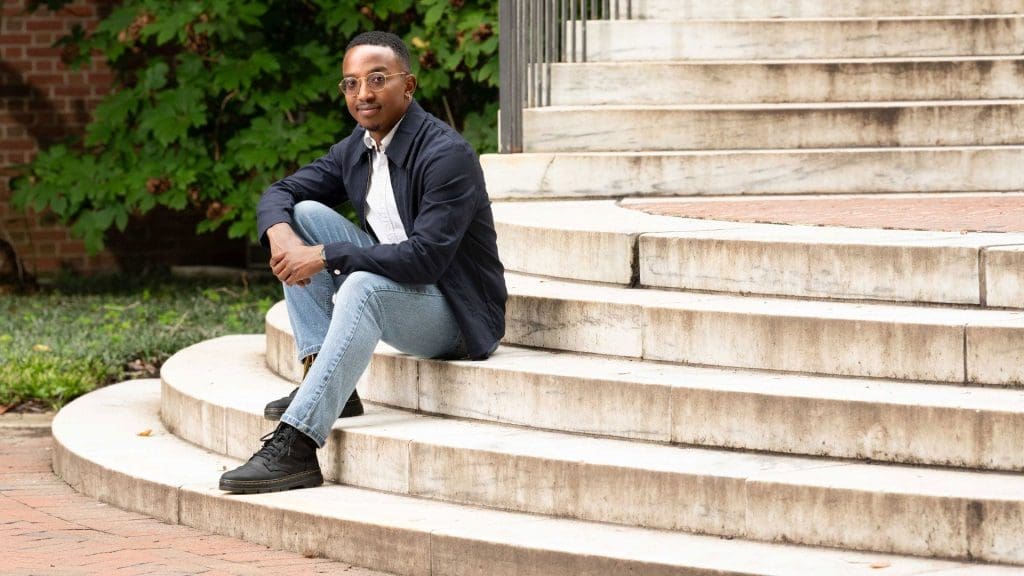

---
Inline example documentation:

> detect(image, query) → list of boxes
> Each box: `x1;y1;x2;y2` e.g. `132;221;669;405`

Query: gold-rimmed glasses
338;72;409;97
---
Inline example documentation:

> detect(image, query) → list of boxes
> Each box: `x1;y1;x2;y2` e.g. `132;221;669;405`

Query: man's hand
267;223;325;286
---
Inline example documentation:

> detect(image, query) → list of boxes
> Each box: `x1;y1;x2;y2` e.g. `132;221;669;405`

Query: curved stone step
55;381;1005;576
550;58;1024;106
523;101;1024;152
492;200;1024;306
573;17;1024;61
266;277;1024;386
480;147;1024;199
160;336;1024;563
633;0;1024;19
494;200;745;285
987;245;1024;307
260;312;1024;471
265;273;1024;385
500;273;1024;385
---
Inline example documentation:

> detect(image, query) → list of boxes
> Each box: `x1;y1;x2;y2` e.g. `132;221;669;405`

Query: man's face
341;44;413;143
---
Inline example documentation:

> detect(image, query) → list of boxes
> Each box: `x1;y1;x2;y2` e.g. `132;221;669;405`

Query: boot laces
253;425;294;461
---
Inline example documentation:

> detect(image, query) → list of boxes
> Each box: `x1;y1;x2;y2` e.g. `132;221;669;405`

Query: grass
0;271;281;411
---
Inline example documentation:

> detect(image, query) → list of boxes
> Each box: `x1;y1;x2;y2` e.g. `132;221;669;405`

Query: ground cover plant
0;272;280;411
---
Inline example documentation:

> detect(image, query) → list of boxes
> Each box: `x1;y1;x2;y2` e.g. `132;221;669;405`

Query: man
219;31;506;493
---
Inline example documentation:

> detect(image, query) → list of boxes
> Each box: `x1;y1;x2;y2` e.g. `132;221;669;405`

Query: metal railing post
498;0;516;152
569;0;577;62
499;0;628;152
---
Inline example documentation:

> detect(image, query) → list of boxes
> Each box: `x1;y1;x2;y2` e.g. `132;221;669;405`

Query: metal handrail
499;0;630;153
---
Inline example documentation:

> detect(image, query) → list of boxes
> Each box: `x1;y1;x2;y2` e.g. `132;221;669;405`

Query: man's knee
333;271;390;323
293;201;359;246
339;271;386;300
293;200;331;227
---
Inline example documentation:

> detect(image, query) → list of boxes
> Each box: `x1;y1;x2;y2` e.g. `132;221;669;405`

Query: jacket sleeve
323;138;482;284
255;141;349;247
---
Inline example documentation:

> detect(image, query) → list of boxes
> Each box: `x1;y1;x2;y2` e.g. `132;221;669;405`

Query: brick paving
629;193;1024;233
0;419;391;576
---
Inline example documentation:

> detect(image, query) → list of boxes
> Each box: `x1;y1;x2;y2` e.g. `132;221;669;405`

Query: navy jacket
256;101;507;359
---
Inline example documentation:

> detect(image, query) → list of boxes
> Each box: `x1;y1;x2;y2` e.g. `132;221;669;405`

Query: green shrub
12;0;499;254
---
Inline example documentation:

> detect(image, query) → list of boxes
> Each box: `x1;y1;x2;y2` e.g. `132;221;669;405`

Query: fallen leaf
32;344;51;352
137;429;152;437
871;562;891;569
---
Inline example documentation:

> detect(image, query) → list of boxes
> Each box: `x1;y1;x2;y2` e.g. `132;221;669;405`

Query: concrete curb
0;412;55;429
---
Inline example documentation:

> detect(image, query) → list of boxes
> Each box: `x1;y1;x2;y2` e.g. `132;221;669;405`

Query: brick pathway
0;417;391;576
629;193;1024;233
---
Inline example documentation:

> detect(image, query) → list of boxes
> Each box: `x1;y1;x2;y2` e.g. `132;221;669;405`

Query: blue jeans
280;201;465;446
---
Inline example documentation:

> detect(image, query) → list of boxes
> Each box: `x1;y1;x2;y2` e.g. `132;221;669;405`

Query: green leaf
141;61;169;91
424;2;446;27
114;207;129;231
86;89;137;146
139;86;207;145
144;10;192;45
374;0;414;19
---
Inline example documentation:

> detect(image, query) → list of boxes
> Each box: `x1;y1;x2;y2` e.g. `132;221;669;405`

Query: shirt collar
350;100;427;168
362;115;404;153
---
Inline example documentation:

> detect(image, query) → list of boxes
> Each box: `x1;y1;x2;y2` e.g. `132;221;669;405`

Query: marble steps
159;336;1024;564
480;146;1024;199
631;0;1024;19
522;101;1024;153
492;272;1024;385
572;16;1024;62
491;200;1024;307
268;271;1024;387
56;380;1015;576
549;58;1024;106
256;309;1024;472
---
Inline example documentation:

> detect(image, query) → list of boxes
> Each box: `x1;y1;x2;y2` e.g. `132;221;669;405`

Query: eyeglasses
338;72;409;97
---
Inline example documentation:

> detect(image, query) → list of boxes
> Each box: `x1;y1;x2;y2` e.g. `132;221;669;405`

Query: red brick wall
1;0;117;276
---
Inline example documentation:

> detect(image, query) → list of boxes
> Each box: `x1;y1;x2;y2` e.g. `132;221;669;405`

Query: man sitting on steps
219;31;507;494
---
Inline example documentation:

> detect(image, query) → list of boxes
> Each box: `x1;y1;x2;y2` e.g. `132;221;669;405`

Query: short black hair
346;31;411;72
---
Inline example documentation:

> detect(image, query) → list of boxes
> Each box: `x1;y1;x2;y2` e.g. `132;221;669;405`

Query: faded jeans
279;201;464;446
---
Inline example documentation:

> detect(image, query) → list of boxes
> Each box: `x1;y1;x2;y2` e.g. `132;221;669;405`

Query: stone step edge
258;309;1024;472
268;266;1024;386
260;311;1024;473
521;107;1024;157
528;100;1024;112
491;199;1024;307
636;15;1024;23
522;103;1024;152
507;271;1024;385
480;150;1024;199
610;15;1024;22
548;59;1024;106
488;145;1024;154
54;380;995;576
574;20;1024;62
629;0;1024;20
162;335;1024;563
552;56;1024;65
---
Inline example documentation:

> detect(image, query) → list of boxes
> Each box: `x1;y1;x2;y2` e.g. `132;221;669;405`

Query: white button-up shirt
362;119;407;245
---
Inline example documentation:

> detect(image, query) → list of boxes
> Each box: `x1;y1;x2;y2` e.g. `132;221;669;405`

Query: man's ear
405;74;417;99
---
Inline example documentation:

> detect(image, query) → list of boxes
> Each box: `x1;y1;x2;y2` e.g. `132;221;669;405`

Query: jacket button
333;269;341;276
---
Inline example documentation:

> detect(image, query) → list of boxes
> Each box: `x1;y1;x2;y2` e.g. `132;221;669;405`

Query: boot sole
219;469;324;494
264;399;364;421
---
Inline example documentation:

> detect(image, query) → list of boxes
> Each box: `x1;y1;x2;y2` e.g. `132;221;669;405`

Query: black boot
263;388;364;420
219;422;323;494
265;353;364;421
